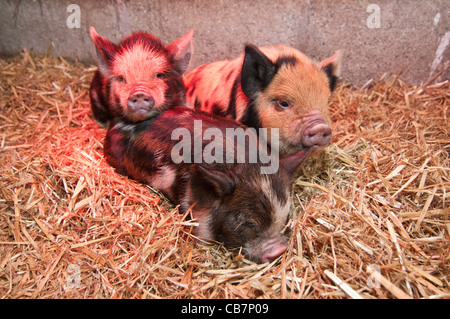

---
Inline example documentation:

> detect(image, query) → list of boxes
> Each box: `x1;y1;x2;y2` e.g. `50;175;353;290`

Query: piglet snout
127;94;155;112
301;112;332;148
260;237;288;263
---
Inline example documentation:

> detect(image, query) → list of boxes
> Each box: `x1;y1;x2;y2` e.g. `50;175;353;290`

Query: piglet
89;26;193;126
104;107;310;263
184;44;342;157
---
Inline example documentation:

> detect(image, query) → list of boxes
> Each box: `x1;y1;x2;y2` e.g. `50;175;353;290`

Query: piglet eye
242;221;258;229
156;73;166;79
275;99;291;111
116;76;126;84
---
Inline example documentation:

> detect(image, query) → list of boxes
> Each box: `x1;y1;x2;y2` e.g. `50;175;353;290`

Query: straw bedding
0;50;448;299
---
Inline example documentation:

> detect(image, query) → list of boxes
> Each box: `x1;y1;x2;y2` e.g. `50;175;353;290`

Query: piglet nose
261;238;288;263
301;121;332;148
127;94;155;111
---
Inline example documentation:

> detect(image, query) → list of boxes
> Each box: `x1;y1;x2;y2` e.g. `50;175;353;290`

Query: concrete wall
1;0;449;85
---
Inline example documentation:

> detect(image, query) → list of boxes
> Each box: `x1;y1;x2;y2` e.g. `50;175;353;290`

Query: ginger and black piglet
104;107;310;263
184;44;342;157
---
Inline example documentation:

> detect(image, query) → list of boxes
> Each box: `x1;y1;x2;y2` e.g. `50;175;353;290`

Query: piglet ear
241;45;277;99
279;149;311;177
192;166;236;200
167;29;194;75
89;26;117;76
318;50;343;92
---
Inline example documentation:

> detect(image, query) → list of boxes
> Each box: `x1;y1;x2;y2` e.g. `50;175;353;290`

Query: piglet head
90;26;193;122
242;45;342;156
190;148;310;263
189;165;288;263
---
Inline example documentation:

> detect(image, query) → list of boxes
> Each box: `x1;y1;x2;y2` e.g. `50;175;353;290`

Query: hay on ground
0;50;449;299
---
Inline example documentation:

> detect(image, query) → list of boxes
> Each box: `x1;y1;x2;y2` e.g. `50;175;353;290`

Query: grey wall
1;0;449;85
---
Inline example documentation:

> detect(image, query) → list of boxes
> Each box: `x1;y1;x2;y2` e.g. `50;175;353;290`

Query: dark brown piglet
104;107;310;263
